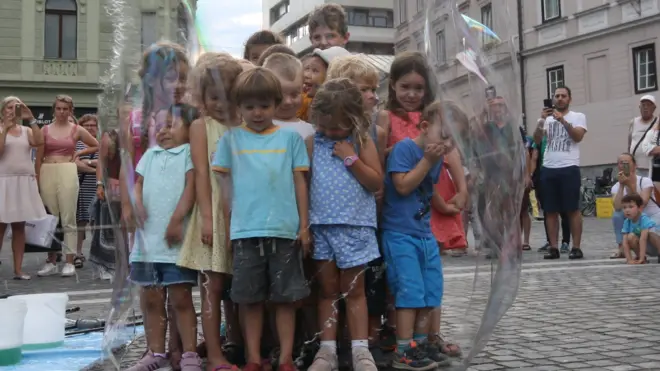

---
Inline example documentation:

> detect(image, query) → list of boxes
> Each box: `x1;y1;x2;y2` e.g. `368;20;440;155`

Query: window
633;44;657;94
541;0;561;22
284;23;308;45
546;66;564;98
270;0;289;25
347;8;394;28
481;3;493;44
44;0;77;59
436;31;446;63
398;0;408;25
417;0;425;13
141;12;158;50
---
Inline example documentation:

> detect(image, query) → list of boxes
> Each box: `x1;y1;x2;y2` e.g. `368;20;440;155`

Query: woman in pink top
35;95;98;278
0;96;46;280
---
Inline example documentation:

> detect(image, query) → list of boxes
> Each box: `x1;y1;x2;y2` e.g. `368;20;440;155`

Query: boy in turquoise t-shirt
621;193;659;264
212;67;310;371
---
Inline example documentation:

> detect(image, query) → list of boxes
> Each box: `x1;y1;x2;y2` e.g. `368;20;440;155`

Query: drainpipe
517;0;527;130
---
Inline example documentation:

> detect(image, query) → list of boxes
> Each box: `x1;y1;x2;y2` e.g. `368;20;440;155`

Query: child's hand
297;227;312;258
165;218;184;247
134;202;148;228
201;219;213;246
443;204;462;216
333;141;356;161
424;143;446;163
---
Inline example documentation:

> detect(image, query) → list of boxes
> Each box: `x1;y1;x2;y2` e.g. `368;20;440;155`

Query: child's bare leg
200;272;231;367
167;296;182;368
276;303;297;365
647;231;660;258
224;299;242;344
168;284;198;353
141;287;168;354
317;261;341;343
623;234;638;263
243;302;265;365
341;266;368;342
395;309;416;347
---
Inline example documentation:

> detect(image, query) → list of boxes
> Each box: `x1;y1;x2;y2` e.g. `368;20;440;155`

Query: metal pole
517;0;527;130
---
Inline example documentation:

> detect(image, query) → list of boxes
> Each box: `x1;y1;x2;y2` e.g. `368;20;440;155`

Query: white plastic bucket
0;299;27;366
8;293;68;350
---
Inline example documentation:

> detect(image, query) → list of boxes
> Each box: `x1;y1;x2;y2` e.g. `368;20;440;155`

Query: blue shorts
381;230;443;309
130;262;198;287
312;225;380;269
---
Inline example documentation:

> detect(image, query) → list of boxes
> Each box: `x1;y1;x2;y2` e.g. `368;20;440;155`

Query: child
178;52;244;370
621;193;658;264
257;44;297;66
305;78;382;371
381;101;455;371
325;55;390;364
298;46;351;121
263;53;315;139
127;104;200;371
212;67;310;371
243;30;285;65
307;3;350;49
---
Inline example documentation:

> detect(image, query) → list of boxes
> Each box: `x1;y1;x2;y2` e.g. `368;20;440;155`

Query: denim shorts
130;262;198;287
381;230;443;309
311;225;380;269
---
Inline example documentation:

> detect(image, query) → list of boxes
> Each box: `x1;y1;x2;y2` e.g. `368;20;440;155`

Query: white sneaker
37;262;58;276
61;263;76;277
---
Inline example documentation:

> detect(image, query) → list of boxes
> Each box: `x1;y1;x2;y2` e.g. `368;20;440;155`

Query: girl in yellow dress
178;52;244;370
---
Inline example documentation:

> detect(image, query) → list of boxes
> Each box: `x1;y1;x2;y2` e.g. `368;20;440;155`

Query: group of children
120;3;469;371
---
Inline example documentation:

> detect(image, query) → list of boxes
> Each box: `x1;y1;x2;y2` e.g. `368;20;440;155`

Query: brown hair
386;52;435;120
256;44;297;66
138;41;190;151
310;78;370;146
78;114;98;127
326;55;379;86
233;67;283;106
243;30;285;59
421;100;468;145
188;52;243;119
52;94;74;113
263;53;303;82
622;193;643;207
308;3;348;36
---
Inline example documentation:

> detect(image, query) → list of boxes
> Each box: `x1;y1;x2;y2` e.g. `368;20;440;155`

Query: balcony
42;60;79;76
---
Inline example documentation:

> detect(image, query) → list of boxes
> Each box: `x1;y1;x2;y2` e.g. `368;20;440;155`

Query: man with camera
533;86;587;260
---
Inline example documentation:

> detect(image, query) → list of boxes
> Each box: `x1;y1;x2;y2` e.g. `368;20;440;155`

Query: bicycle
580;177;596;216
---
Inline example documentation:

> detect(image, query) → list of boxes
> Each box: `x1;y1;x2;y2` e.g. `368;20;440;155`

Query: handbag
5;214;59;249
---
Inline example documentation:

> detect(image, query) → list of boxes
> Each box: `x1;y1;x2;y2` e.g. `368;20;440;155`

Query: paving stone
606;366;641;371
497;361;533;368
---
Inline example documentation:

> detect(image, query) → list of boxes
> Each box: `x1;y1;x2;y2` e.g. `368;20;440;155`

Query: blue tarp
1;326;145;371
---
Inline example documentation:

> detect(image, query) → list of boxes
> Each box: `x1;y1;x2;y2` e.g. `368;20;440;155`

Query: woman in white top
610;153;660;258
638;95;658;178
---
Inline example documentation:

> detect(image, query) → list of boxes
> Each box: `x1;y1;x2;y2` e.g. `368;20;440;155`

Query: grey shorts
230;237;310;304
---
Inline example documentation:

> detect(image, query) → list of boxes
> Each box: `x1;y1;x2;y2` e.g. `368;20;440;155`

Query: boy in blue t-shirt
621;193;658;264
381;101;452;371
212;67;310;371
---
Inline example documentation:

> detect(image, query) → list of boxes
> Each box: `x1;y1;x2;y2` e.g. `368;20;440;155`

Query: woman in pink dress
0;96;46;280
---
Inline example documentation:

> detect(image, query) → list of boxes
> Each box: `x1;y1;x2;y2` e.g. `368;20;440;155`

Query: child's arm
638;229;649;263
305;135;314;183
293;170;311;256
212;133;234;250
166;169;196;246
376;110;392;155
622;233;634;263
392;155;438;197
133;174;146;226
190;119;214;245
432;189;460;216
376;125;387;171
335;137;382;192
445;148;467;209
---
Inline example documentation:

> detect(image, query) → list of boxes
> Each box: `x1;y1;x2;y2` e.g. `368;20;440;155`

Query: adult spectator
36;95;98;277
610;153;660;258
0;97;46;280
74;114;99;268
629;95;657;176
533;86;587;260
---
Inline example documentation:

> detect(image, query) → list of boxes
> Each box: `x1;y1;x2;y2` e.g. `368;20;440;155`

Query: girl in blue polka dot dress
306;78;383;371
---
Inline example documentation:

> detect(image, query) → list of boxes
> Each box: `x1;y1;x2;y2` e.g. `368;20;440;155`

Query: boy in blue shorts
381;101;452;371
621;193;660;264
212;67;311;371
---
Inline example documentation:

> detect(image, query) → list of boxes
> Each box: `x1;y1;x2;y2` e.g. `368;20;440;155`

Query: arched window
44;0;77;59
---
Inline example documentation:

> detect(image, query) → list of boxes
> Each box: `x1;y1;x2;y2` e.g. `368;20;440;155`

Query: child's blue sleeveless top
309;132;377;227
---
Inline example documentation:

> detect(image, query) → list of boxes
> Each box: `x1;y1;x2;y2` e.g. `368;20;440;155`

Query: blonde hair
238;59;256;71
263;53;302;82
326;55;379;86
0;96;22;120
256;44;296;66
310;78;370;146
188;52;243;114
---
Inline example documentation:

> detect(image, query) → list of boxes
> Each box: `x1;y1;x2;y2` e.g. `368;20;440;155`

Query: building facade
0;0;193;124
264;0;396;55
394;0;660;167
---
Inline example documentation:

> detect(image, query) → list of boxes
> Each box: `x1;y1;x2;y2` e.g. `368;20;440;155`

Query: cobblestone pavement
2;217;660;370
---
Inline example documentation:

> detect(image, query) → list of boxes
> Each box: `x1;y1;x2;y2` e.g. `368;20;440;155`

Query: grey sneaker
179;352;203;371
125;351;170;371
538;242;550;252
307;346;338;371
421;343;451;368
560;242;570;254
352;347;378;371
